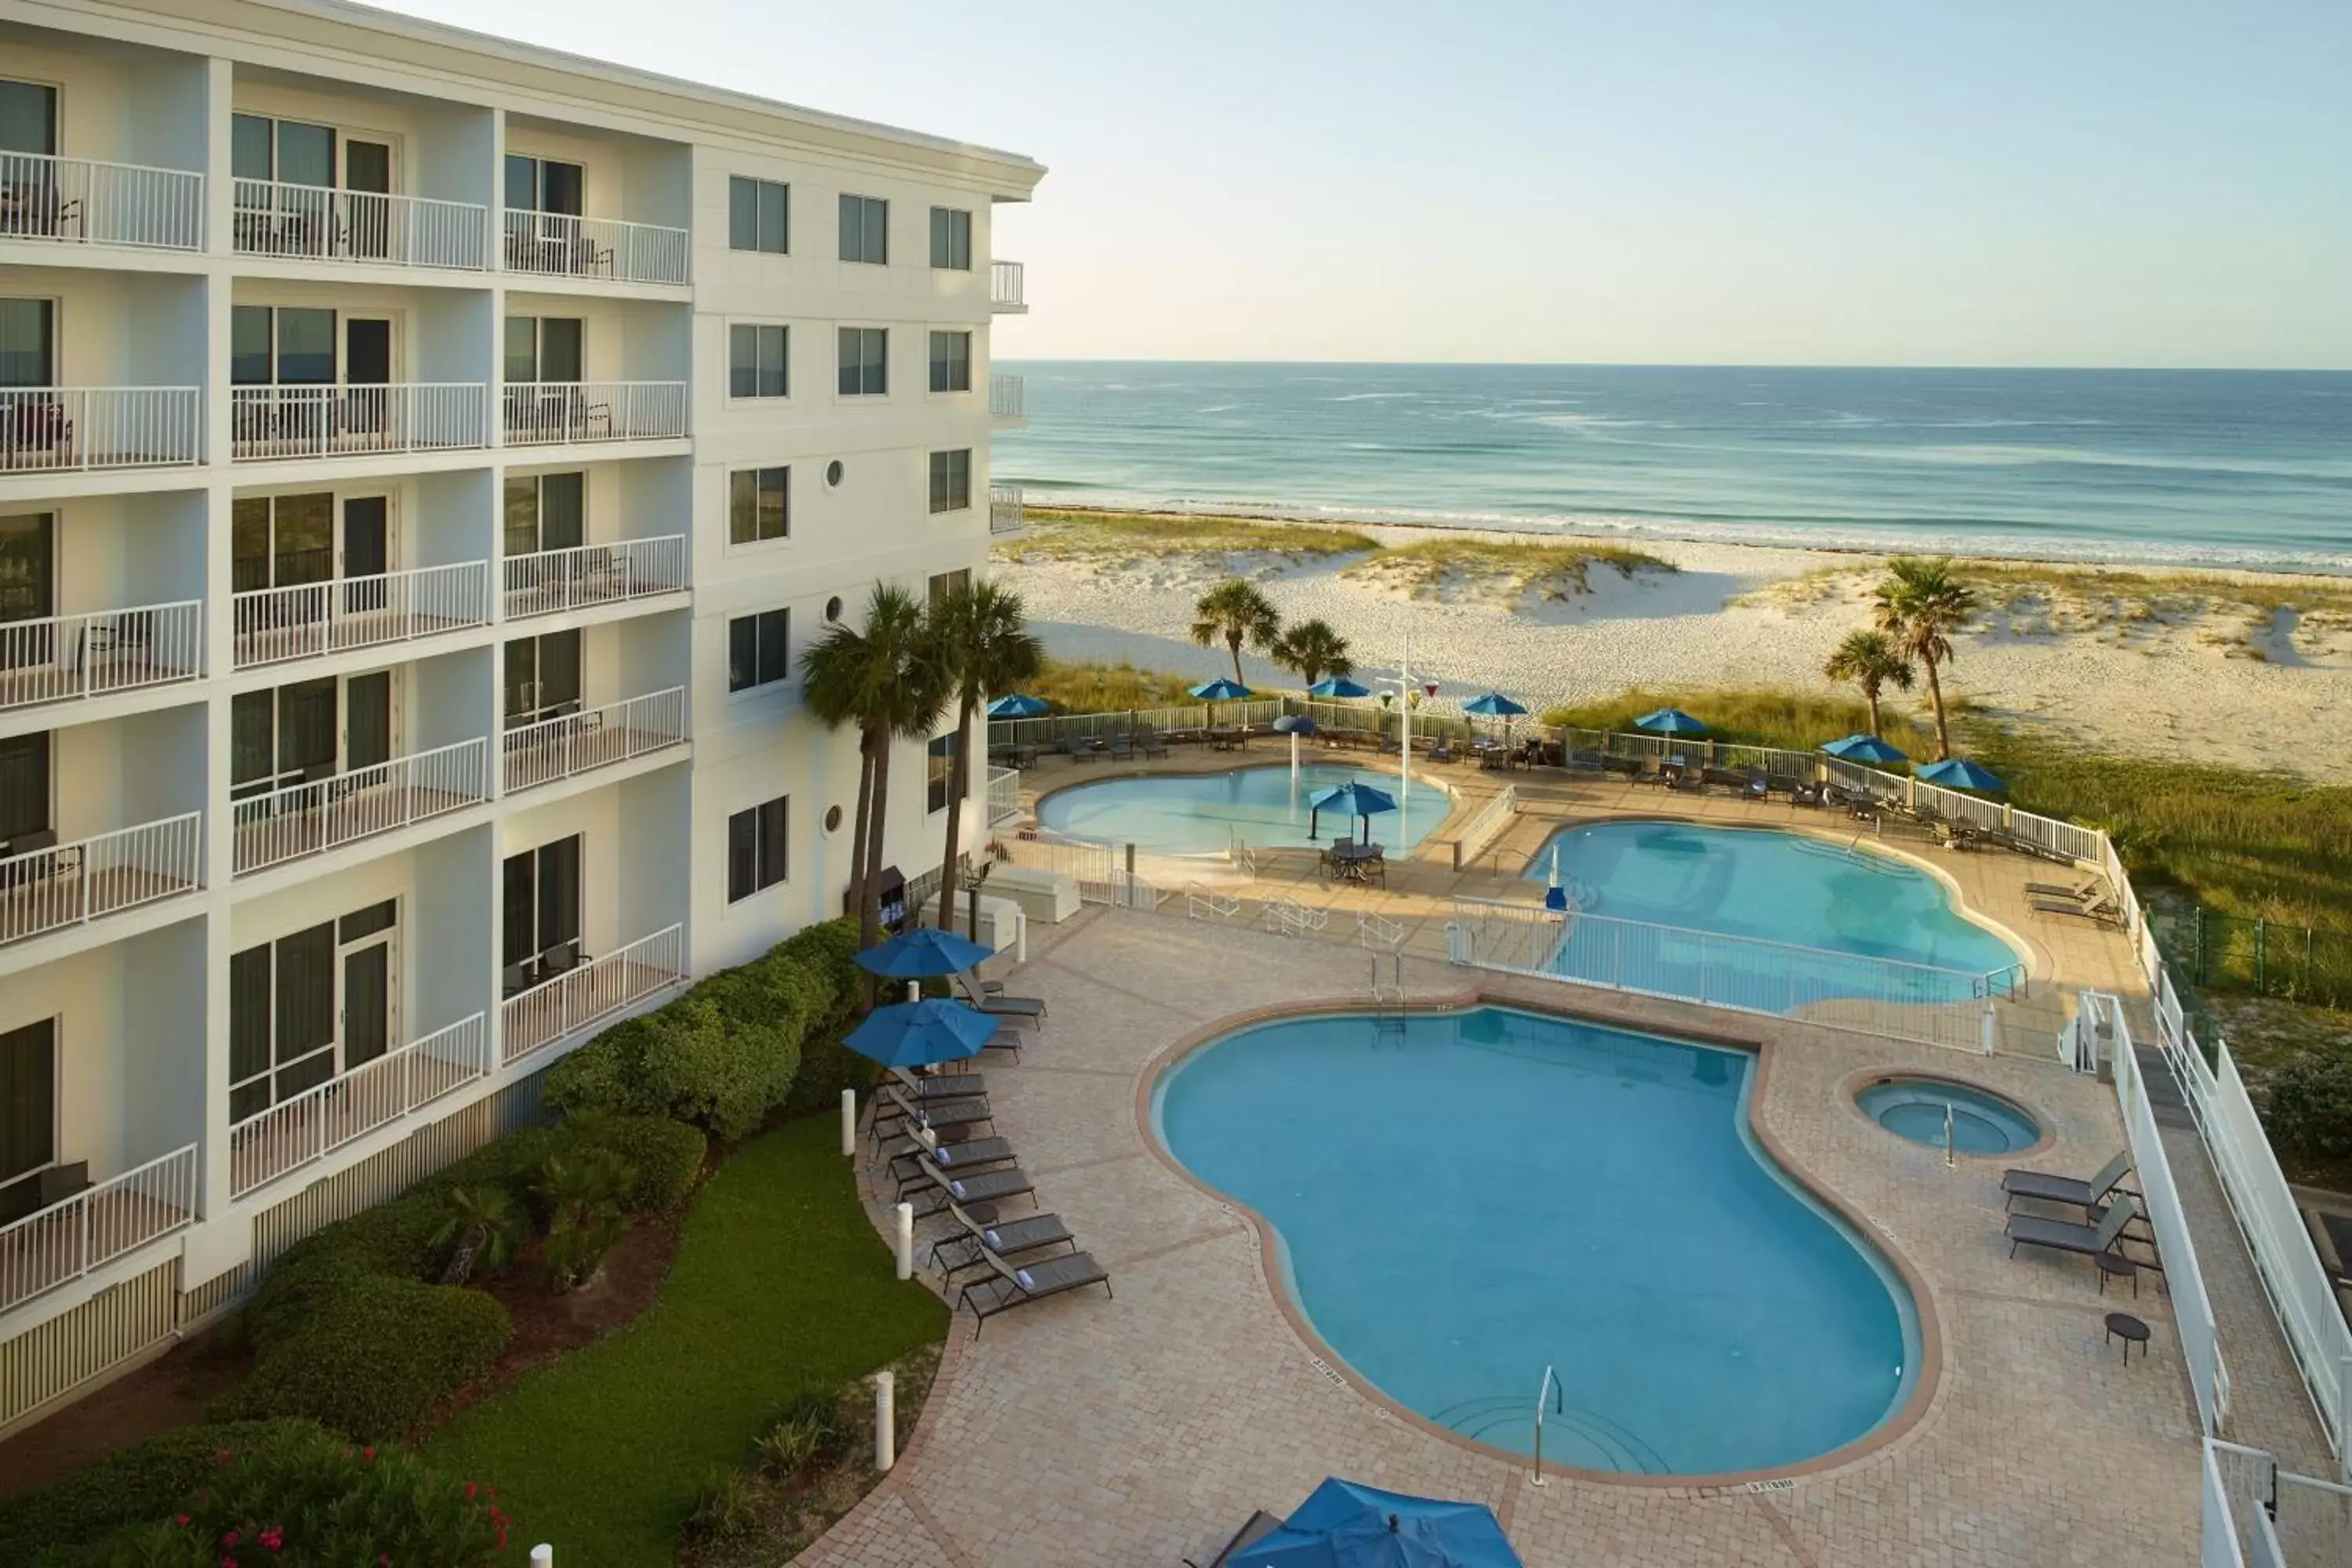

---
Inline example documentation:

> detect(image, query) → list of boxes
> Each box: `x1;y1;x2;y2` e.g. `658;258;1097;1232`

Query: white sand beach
993;517;2352;779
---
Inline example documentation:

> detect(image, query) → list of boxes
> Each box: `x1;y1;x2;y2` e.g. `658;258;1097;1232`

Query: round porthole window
824;805;844;834
824;595;844;623
825;459;845;488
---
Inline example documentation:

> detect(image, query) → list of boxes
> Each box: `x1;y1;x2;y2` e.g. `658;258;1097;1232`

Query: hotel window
726;795;789;902
929;449;972;514
837;328;887;396
228;900;397;1125
926;569;970;608
927;732;961;813
838;194;888;263
728;176;789;253
728;324;788;399
506;154;583;219
0;731;49;852
230;306;337;386
929;207;972;270
505;316;583;383
230;671;392;799
504;628;582;727
728;466;789;544
502;836;582;996
728;607;790;693
0;1018;57;1208
928;331;971;394
503;472;586;556
0;298;55;388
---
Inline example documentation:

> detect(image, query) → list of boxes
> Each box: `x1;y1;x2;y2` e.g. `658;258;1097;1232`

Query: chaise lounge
908;1149;1037;1217
2002;1149;2132;1213
927;1196;1078;1276
957;1244;1112;1336
2006;1192;2141;1271
891;1134;1018;1200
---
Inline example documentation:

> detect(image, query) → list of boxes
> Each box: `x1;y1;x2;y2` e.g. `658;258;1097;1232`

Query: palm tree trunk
846;740;876;924
1227;633;1244;684
861;724;893;956
936;689;976;930
1922;656;1951;759
1864;684;1882;739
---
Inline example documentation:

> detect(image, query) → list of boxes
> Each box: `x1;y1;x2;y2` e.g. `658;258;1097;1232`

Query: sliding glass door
228;900;397;1123
501;834;582;993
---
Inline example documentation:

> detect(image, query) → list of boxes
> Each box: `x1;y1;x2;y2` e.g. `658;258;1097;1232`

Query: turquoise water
998;363;2352;573
1035;763;1450;855
1153;1007;1918;1474
1857;1077;2042;1156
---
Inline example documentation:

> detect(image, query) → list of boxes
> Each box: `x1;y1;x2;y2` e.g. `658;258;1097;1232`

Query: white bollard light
840;1087;857;1158
530;1548;553;1568
875;1370;898;1472
906;979;920;1005
894;1200;914;1280
1980;1002;1997;1056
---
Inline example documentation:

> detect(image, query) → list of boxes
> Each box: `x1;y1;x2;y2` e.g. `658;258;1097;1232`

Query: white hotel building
0;0;1040;1430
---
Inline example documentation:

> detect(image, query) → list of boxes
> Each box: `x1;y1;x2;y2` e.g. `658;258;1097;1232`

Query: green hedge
0;1419;322;1567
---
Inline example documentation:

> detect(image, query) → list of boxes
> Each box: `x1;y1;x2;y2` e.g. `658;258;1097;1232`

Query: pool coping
1839;1065;2058;1162
1025;758;1474;865
1131;986;1950;1492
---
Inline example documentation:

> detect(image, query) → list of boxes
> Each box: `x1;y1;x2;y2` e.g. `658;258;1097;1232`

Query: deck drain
1744;1478;1796;1494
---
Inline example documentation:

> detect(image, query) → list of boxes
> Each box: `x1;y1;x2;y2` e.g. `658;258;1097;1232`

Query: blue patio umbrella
1308;677;1374;699
841;998;997;1070
1230;1477;1524;1568
1821;733;1909;765
1461;691;1527;717
985;693;1050;719
854;925;996;979
1918;757;2005;792
1308;780;1397;844
1191;676;1254;731
1634;706;1707;736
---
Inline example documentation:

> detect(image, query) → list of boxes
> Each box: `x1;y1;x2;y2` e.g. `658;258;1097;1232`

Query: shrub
0;1421;319;1568
535;1147;636;1291
755;1388;848;1477
428;1185;526;1285
2263;1051;2352;1161
681;1469;763;1548
563;1110;707;1210
218;1277;510;1441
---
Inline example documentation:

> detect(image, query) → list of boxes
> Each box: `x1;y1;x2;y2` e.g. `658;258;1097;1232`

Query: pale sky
372;0;2351;368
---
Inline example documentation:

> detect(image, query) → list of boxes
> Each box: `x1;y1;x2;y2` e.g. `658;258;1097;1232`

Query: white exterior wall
0;0;1038;1410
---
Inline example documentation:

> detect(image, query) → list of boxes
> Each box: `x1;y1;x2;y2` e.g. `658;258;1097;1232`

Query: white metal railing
502;382;688;446
0;812;202;946
1186;881;1240;921
990;259;1025;310
503;535;687;619
1447;896;2005;1053
228;1013;491;1199
1;387;201;473
985;765;1022;827
230;383;488;460
989;485;1025;535
232;561;490;667
500;209;689;285
0;151;203;251
1260;893;1328;938
233;179;487;270
990;373;1025;419
1357;909;1404;950
1452;784;1519;869
0;1143;199;1314
232;738;489;875
0;601;202;710
501;687;687;793
989;699;1286;749
2207;1439;2252;1568
501;924;685;1065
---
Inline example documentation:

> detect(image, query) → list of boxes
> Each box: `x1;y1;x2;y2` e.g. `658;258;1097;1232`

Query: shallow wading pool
1036;763;1452;857
1856;1076;2042;1156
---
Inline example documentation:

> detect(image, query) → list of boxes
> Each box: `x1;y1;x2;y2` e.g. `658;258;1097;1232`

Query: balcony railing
232;561;491;669
233;179;488;271
501;687;687;794
503;535;687;620
990;259;1026;311
229;1014;491;1199
1;388;201;474
501;210;689;286
502;382;688;447
232;738;490;875
501;924;686;1065
986;764;1022;827
0;601;202;711
1;151;203;252
988;485;1025;535
0;1144;198;1314
231;383;489;462
990;373;1025;422
0;812;202;947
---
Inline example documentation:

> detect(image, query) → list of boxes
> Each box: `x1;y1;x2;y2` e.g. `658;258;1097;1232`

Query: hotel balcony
500;686;685;795
500;383;688;448
0;1143;198;1316
0;601;203;713
0;388;202;476
228;1012;490;1199
990;372;1026;429
988;485;1025;536
230;384;492;463
0;812;202;949
500;212;688;288
233;180;489;273
1;153;205;253
499;923;684;1066
230;737;489;876
990;260;1026;313
503;535;687;621
232;561;492;670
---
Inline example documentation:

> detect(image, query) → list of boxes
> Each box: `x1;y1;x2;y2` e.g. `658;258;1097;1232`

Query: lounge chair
957;1244;1112;1336
1744;773;1769;800
869;1086;993;1151
928;1196;1077;1276
889;1065;987;1101
2006;1192;2141;1269
891;1134;1018;1199
1668;769;1706;793
2026;875;2104;902
2031;889;2121;924
1185;1511;1287;1568
953;971;1046;1019
909;1151;1037;1218
1139;731;1171;759
1792;782;1826;807
2003;1150;2132;1213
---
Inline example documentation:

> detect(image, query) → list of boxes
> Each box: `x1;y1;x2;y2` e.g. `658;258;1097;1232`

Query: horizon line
992;357;2352;374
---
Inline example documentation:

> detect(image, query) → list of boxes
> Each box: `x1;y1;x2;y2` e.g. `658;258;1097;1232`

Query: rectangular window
926;568;970;609
727;608;790;693
227;903;394;1124
230;307;336;387
505;154;583;216
928;449;972;514
929;206;972;270
928;330;972;394
0;731;47;843
505;317;582;384
728;323;788;399
726;795;789;902
837;327;887;396
0;1017;56;1185
927;731;960;814
501;835;581;989
728;466;789;544
728;176;789;253
838;194;887;264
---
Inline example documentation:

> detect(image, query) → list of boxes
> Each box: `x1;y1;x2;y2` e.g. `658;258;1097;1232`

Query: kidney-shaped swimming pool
1153;1005;1920;1476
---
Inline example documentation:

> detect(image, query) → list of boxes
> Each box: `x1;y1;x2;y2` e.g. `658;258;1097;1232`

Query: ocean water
996;362;2352;573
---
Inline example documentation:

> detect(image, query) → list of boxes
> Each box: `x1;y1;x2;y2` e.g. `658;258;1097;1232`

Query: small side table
2105;1312;2151;1363
2096;1253;2139;1298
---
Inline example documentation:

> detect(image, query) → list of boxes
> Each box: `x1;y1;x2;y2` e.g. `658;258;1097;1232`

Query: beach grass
998;507;1377;562
1025;658;1207;712
1340;537;1675;607
1537;685;1897;750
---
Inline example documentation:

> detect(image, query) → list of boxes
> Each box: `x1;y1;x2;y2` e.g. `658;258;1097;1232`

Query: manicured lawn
424;1116;946;1566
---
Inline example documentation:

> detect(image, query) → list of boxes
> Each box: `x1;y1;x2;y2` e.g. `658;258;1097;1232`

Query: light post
1374;633;1439;820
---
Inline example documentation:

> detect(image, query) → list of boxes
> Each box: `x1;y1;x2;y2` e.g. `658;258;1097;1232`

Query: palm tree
1821;629;1915;739
799;584;948;956
1269;619;1352;688
431;1185;524;1286
1189;578;1280;684
1871;556;1976;759
931;580;1043;931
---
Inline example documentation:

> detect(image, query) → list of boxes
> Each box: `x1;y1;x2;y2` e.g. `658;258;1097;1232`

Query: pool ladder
1370;953;1406;1038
